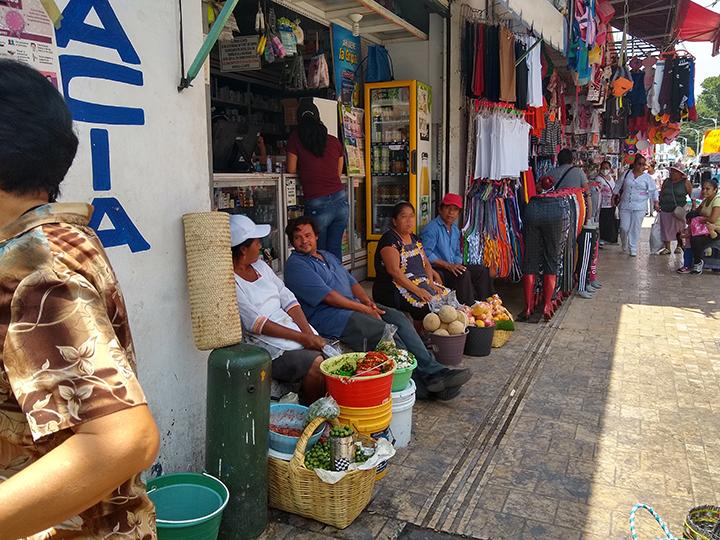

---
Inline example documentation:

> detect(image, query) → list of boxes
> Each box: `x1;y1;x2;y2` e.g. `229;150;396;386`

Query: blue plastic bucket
269;403;323;455
147;472;229;540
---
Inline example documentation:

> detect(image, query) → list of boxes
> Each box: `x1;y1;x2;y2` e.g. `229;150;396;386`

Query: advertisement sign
340;104;365;176
701;129;720;155
0;0;60;87
331;23;360;106
220;36;260;72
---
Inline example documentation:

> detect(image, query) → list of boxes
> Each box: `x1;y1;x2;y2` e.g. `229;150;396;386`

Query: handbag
690;216;710;237
307;53;329;88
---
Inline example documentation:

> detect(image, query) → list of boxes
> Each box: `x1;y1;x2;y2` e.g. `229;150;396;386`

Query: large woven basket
268;417;377;529
182;212;242;350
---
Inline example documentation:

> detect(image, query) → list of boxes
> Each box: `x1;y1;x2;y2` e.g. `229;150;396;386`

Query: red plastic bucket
320;353;395;408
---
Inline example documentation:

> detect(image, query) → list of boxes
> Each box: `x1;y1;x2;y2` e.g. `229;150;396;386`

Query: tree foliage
680;75;720;152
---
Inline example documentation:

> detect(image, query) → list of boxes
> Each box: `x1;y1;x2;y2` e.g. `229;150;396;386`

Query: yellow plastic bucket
338;400;392;435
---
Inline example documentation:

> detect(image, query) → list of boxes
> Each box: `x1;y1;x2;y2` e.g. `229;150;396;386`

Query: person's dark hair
296;99;327;158
557;149;573;165
701;170;712;183
600;160;612;169
702;176;719;191
633;155;647;166
285;216;318;244
231;238;255;261
0;60;78;202
392;201;415;220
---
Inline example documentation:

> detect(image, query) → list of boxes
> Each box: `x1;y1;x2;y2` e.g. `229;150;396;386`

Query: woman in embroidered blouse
229;214;326;404
613;154;659;256
373;202;449;321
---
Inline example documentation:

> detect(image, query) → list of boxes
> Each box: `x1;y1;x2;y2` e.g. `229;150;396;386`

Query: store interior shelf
372;172;409;177
211;97;282;113
371;119;409;125
371;141;409;147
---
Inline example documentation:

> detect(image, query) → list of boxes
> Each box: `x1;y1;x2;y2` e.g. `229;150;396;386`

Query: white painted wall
56;0;210;473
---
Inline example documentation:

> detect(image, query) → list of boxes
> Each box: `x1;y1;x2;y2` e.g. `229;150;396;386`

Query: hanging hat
629;56;643;70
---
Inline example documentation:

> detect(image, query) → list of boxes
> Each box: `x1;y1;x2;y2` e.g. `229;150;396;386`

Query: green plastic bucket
147;473;229;540
391;356;417;392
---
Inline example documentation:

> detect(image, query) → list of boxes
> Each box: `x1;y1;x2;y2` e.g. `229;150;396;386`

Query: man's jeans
304;189;349;261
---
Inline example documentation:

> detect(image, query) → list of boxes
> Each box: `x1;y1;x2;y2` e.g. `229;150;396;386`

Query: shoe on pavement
577;290;594;299
424;368;472;393
431;386;463;401
589;281;602;289
677;266;691;274
674;246;683;254
657;248;671;255
690;261;704;275
630;252;637;257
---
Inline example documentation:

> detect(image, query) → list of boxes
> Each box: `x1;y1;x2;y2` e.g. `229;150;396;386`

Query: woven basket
490;307;514;348
268;417;377;529
684;505;720;540
182;212;242;350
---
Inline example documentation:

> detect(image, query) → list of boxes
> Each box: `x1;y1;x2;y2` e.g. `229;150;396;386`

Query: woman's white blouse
613;170;658;211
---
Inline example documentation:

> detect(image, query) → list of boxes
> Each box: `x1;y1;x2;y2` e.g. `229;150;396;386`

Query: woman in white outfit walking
612;155;659;256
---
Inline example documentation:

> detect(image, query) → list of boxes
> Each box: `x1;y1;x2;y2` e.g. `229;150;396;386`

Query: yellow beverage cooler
364;80;432;278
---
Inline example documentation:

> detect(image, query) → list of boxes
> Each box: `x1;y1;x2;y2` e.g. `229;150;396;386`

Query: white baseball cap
229;214;271;247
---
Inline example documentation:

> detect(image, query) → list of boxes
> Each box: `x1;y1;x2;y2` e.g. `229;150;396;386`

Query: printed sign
331;23;360;106
701;129;720;155
340;104;365;176
0;0;60;87
418;82;431;142
220;35;260;72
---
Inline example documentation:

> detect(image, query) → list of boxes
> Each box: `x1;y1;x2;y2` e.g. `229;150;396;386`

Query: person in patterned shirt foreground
0;60;160;538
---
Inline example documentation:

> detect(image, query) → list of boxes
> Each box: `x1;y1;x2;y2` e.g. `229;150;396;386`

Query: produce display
303;424;376;472
269;424;303;437
471;295;515;330
376;342;416;369
304;440;332;470
329;351;395;377
423;305;472;336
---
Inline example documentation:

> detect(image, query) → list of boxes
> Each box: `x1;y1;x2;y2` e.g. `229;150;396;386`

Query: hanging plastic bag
279;27;297;56
366;45;394;83
649;216;663;253
286;54;307;90
293;18;304;45
306;396;340;423
307;53;330;88
374;324;399;352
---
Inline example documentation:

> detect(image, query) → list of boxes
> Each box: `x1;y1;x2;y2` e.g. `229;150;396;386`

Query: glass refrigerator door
369;86;411;236
213;175;283;273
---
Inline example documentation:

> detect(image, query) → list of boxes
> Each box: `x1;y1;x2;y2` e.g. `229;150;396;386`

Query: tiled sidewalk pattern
263;221;720;539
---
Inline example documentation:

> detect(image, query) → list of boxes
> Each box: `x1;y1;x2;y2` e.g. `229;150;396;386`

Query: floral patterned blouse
0;204;156;539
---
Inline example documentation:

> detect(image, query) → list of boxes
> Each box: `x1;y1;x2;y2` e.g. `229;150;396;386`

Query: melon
456;311;468;327
438;305;457;324
423;312;441;332
433;328;450;336
448;320;465;335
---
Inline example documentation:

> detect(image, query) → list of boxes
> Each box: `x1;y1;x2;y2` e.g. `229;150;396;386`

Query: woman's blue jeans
304;189;349;260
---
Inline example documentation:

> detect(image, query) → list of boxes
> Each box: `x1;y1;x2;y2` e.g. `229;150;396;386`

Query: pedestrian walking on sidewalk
613;155;659;256
0;59;159;538
596;160;619;244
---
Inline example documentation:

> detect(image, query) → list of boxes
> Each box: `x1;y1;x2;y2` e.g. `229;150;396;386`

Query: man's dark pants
437;265;495;305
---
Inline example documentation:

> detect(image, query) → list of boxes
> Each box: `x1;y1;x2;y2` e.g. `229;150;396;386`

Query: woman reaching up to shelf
286;99;347;260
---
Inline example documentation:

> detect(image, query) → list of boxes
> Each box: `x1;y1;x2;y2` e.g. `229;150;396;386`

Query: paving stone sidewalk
262;221;720;539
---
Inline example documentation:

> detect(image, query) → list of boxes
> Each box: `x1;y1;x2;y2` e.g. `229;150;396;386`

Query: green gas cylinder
206;344;271;539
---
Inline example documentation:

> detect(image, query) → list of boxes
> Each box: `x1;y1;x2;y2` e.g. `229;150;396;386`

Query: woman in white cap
613;154;659;256
657;163;693;255
229;214;326;404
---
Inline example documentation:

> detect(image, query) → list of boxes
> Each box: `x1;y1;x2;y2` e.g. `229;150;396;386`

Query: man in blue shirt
421;193;494;305
284;217;472;400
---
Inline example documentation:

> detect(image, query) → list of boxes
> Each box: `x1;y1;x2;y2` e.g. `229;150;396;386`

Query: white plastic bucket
390;379;416;448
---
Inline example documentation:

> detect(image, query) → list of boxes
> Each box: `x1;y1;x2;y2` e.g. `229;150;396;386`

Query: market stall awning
271;0;428;43
676;0;720;56
610;0;679;51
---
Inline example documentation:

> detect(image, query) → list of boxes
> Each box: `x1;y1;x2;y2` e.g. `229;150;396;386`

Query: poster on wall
330;23;360;106
417;82;431;142
219;36;260;72
0;0;60;87
340;104;365;176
